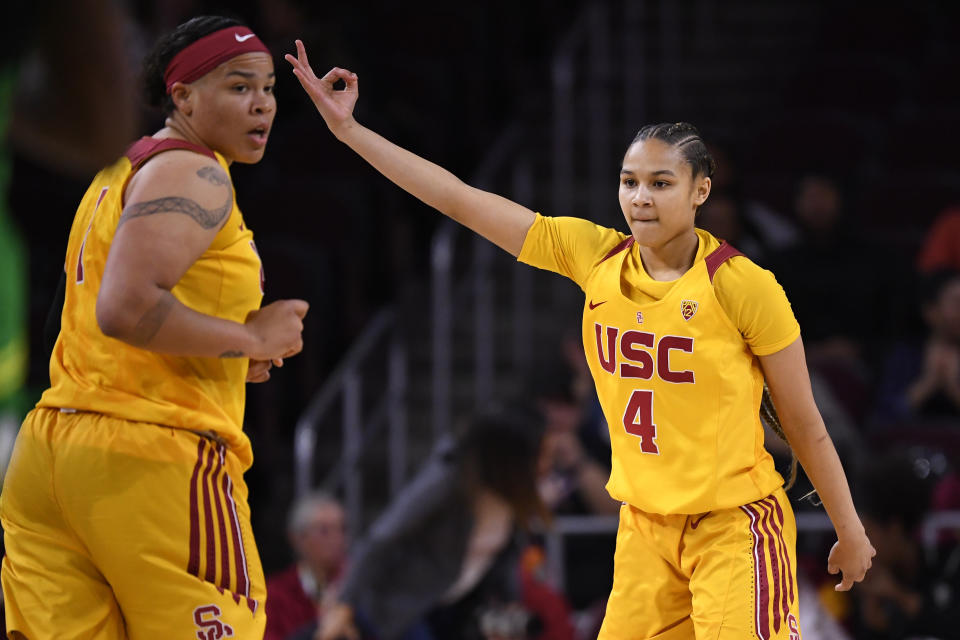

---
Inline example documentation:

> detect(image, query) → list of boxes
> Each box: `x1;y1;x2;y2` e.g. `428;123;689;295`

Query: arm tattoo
197;166;230;186
129;293;175;347
119;167;233;230
220;350;245;358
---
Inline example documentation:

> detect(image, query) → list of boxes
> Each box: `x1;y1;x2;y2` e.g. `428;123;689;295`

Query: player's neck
636;230;699;281
157;117;212;156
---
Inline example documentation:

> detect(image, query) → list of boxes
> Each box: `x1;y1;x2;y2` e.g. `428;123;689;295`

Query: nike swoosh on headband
235;33;255;42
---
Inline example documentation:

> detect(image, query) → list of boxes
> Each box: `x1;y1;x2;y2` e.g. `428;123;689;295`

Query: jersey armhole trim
705;241;745;283
124;137;217;171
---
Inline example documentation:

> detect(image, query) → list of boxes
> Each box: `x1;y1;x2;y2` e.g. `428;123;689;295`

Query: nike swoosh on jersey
235;33;255;42
589;300;607;310
690;512;711;529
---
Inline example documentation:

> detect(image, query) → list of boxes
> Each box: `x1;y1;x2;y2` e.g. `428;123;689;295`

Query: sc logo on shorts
194;605;234;640
787;613;800;640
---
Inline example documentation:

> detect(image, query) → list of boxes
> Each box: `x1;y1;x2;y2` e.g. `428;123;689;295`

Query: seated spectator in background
706;143;800;253
850;454;956;639
515;546;575;640
875;270;960;425
767;174;880;419
533;362;618;517
531;356;617;631
318;406;571;640
265;493;348;640
695;189;766;261
917;205;960;273
762;371;863;502
794;572;853;640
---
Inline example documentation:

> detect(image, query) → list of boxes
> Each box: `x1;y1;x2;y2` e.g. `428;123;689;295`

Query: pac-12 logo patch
680;300;698;321
194;605;234;640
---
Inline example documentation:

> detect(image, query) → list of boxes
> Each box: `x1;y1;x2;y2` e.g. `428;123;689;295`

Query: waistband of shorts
44;407;231;449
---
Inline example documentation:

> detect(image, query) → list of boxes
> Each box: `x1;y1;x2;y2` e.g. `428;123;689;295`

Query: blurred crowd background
2;1;960;638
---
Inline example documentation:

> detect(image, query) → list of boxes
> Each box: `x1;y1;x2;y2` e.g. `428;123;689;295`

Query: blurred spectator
875;270;960;425
706;143;799;253
265;492;348;640
767;174;880;422
0;3;134;633
516;545;575;640
850;454;956;639
0;0;135;476
795;573;852;640
763;371;863;502
317;407;562;640
697;190;766;261
534;362;618;517
917;205;960;273
530;355;616;631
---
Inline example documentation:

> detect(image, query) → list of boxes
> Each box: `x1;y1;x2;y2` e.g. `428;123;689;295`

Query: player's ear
693;176;711;206
169;82;193;116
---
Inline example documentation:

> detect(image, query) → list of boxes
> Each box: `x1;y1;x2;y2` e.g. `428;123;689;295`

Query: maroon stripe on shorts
212;446;231;591
741;502;771;640
187;439;206;577
757;500;783;633
771;496;796;604
224;471;250;596
246;597;258;614
764;498;790;622
200;443;217;583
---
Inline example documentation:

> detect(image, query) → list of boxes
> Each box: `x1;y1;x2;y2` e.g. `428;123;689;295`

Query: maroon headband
164;26;270;93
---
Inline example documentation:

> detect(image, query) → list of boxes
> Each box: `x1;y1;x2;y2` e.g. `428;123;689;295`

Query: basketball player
287;41;875;639
0;17;308;639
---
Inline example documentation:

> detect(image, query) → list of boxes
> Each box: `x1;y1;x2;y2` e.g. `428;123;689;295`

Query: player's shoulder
137;148;226;182
558;216;628;258
531;214;629;263
126;147;231;204
698;230;778;292
545;214;623;239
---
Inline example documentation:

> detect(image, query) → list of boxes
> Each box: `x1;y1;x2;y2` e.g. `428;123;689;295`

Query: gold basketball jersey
39;138;264;467
583;234;784;514
520;216;794;514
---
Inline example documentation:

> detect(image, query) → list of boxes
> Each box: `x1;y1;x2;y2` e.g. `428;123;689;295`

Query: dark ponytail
760;384;800;491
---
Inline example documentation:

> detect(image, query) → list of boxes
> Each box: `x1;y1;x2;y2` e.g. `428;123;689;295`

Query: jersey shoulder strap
124;137;217;171
704;241;745;283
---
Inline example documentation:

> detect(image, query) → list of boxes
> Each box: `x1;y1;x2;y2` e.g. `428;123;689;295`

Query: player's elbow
96;292;130;339
96;288;143;340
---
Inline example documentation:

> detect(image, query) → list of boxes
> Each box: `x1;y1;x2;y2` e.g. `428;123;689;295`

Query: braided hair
632;122;717;180
760;383;802;492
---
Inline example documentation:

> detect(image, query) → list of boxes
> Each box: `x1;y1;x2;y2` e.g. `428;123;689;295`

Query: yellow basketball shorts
0;408;266;639
598;487;801;640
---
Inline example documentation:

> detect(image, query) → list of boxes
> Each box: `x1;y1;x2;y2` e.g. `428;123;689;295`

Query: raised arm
285;40;535;257
758;338;876;591
97;152;307;361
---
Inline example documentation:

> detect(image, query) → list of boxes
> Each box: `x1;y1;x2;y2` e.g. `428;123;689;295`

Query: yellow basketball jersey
521;216;796;514
39;138;264;467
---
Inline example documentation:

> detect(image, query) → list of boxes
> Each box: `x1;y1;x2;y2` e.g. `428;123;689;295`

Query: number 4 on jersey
623;389;659;454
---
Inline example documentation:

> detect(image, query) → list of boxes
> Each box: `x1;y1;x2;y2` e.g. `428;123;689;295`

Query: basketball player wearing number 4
286;40;875;640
